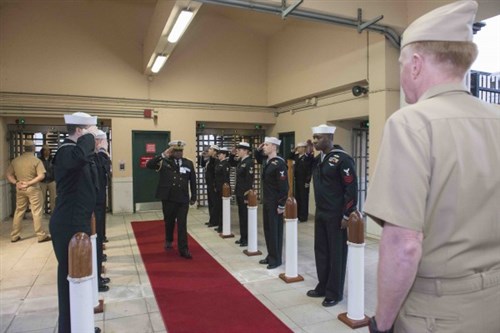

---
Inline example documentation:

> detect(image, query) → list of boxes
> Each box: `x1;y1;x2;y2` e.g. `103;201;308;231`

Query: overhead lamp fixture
167;10;194;43
151;54;168;73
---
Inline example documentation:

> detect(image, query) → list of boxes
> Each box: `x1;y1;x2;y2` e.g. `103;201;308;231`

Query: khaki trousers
11;185;47;241
40;181;57;213
395;271;500;333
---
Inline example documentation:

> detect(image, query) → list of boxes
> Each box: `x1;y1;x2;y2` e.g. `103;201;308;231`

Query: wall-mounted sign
145;143;156;153
139;156;154;168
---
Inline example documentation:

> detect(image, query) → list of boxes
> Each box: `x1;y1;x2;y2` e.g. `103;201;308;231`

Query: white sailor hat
312;124;336;134
236;142;251;150
401;1;478;48
169;140;186;150
296;142;307;148
95;130;107;140
209;144;220;151
64;112;97;125
264;137;281;146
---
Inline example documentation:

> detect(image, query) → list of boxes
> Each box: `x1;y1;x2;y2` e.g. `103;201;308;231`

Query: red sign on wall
145;143;156;153
139;156;154;168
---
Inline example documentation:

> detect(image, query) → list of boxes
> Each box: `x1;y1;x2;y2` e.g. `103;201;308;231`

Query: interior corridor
0;206;378;333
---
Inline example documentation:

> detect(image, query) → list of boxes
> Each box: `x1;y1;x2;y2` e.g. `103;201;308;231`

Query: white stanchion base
219;233;235;239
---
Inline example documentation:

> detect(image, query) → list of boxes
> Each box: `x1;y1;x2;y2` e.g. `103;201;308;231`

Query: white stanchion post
91;213;104;314
244;190;262;256
279;197;304;283
69;276;94;333
338;211;370;329
91;234;98;307
220;183;234;239
68;232;96;333
347;242;365;320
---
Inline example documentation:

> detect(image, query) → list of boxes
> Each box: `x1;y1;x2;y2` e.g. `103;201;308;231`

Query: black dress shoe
99;277;110;284
98;284;109;292
259;259;269;265
204;222;210;225
180;251;193;259
239;242;247;247
214;228;222;233
322;298;339;307
95;327;101;333
235;239;242;244
267;264;279;269
306;290;325;298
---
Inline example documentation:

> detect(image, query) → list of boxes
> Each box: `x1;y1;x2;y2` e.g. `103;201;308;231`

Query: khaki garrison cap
401;1;478;48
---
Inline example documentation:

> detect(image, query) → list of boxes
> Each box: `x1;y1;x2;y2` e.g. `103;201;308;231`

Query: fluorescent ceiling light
151;54;168;73
167;10;194;43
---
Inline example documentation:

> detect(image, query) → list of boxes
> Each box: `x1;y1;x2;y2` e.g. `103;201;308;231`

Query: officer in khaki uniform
6;139;51;243
364;2;500;332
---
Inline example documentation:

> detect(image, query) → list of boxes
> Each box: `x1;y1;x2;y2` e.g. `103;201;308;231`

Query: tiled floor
0;206;378;333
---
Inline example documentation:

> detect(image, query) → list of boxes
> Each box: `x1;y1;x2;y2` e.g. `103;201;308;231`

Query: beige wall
268;21;367;105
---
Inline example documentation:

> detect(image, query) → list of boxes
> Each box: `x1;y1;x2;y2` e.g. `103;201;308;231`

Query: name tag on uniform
180;166;191;174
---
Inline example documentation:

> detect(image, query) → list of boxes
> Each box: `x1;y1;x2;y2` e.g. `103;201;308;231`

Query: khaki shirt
364;83;500;279
7;152;46;188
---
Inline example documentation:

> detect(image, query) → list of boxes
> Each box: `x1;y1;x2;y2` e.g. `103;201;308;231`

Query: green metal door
132;131;170;212
278;131;295;159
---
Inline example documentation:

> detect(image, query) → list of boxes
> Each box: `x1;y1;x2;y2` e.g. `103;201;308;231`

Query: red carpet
131;220;293;333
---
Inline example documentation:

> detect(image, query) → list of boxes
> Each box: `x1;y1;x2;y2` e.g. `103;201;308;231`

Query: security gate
196;126;264;207
352;127;369;214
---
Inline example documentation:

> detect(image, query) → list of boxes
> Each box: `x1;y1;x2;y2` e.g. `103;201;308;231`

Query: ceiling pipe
195;0;400;48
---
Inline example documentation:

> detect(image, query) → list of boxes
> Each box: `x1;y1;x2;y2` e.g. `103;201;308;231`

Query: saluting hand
162;147;174;158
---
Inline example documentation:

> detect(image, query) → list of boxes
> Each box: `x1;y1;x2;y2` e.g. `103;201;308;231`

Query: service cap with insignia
169;140;186;150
